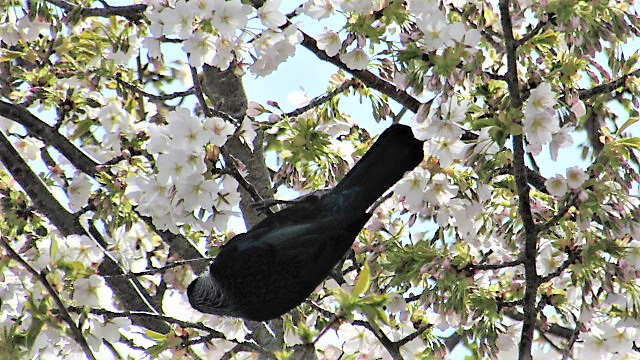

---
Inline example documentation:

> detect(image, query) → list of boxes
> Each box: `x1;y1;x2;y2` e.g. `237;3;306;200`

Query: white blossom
73;275;113;308
545;174;567;197
566;166;588;189
340;48;369;70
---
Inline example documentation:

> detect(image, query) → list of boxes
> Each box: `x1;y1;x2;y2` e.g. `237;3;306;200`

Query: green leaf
144;329;167;342
352;261;371;297
615;137;640;149
617;118;639;136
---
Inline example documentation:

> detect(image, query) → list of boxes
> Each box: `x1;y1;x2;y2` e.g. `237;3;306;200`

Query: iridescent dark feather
187;124;423;321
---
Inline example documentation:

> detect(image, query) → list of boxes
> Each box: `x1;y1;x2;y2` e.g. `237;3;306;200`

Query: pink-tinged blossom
68;174;92;212
317;31;341;57
73;275;113;308
239;117;257;151
571;99;587;119
549;125;574;161
340;47;369;70
525;82;557;117
183;32;217;68
424;173;458;205
566;166;588;189
14;137;44;161
258;0;287;30
545;174;567;197
204;116;235;147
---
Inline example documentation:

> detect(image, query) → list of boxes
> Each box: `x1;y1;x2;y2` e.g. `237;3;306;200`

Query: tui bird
187;124;423;321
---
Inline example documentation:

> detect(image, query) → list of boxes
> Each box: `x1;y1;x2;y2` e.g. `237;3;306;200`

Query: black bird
187;124;423;321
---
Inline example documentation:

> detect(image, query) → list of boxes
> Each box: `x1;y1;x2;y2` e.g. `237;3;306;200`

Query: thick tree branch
0;100;100;176
498;1;539;359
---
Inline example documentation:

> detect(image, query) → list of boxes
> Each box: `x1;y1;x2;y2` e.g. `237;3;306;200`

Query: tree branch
0;100;100;176
284;79;357;118
1;237;97;360
44;0;146;21
578;68;640;100
498;1;539;359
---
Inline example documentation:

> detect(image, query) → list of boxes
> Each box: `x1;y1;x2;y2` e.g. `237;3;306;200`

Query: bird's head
187;272;229;316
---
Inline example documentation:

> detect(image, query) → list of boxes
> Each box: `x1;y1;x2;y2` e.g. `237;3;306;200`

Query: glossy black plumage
187;124;423;321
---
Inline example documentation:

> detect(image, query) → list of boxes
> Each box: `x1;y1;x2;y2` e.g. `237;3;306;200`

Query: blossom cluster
125;107;241;234
143;0;302;75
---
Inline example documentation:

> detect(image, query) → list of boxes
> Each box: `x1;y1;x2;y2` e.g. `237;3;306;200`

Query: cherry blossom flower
305;0;336;19
395;170;429;212
211;0;252;38
426;137;466;168
204;116;235;147
183;32;217;68
174;174;219;212
545;174;567;197
13;137;44;161
160;2;195;39
424;173;458;205
549;124;575;161
566;166;588;189
68;174;92;212
525;82;557;117
317;31;341;57
523;110;560;146
340;47;369;70
258;0;287;30
66;235;104;264
238;117;257;150
168;108;211;149
73;275;113;308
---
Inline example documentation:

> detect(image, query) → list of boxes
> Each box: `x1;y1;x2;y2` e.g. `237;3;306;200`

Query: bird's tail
332;124;423;212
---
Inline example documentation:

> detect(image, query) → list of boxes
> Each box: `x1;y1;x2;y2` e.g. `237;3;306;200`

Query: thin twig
1;236;97;360
284;79;356;118
190;66;213;117
115;77;195;102
100;257;214;279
